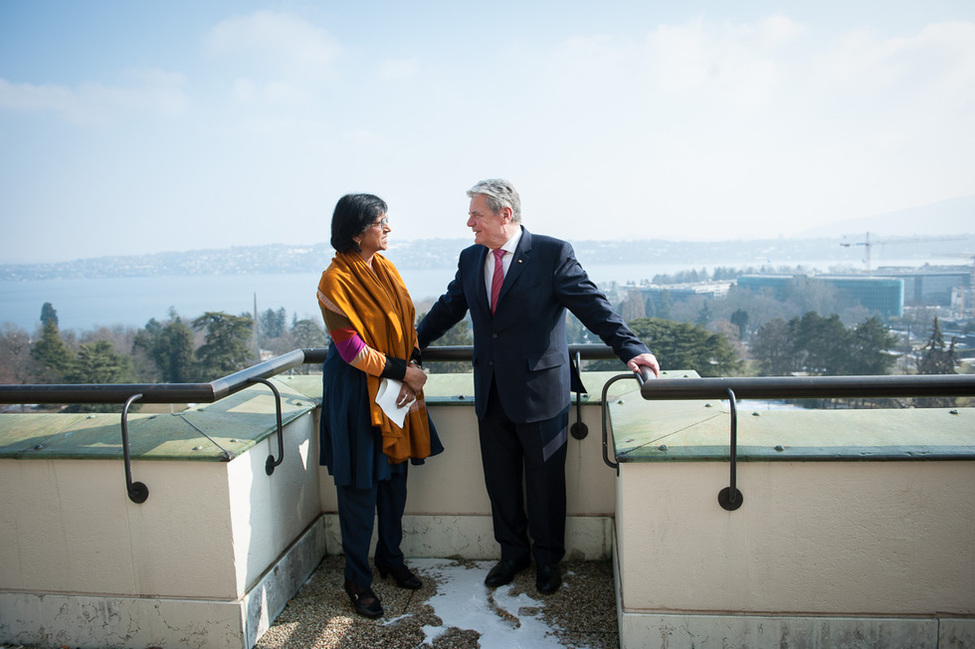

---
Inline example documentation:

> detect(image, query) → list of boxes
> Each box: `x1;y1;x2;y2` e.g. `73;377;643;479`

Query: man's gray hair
467;178;521;223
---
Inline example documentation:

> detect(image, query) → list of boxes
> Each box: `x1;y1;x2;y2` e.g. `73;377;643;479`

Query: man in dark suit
417;178;660;594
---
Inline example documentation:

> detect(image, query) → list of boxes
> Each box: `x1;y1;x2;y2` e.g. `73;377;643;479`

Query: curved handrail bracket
570;351;589;440
637;373;975;513
717;388;743;511
121;393;149;504
600;371;649;472
248;377;285;476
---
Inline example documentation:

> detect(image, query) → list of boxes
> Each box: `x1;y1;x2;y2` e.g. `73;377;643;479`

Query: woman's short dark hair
330;193;388;252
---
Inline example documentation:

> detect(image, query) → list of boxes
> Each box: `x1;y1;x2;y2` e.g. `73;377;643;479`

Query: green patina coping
608;372;975;462
4;370;971;463
0;370;630;462
0;375;322;462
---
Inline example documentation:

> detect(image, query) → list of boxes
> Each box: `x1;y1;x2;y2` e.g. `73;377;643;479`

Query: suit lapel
497;227;531;308
472;245;490;314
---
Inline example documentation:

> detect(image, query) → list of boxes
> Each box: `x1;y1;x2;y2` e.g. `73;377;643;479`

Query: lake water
0;264;690;332
0;259;930;333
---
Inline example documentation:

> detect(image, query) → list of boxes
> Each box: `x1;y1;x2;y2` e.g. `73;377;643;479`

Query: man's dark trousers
479;381;570;566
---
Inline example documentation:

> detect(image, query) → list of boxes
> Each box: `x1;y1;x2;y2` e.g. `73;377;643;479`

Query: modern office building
737;274;905;317
873;266;972;307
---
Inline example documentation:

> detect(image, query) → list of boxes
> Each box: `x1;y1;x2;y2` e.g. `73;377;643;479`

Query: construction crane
840;232;963;273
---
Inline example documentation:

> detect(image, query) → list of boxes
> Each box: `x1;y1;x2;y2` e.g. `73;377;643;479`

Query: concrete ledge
610;525;973;649
322;513;614;561
0;515;327;649
243;515;328;648
619;612;942;649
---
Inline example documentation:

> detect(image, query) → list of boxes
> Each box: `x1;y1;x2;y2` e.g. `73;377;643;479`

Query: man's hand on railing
627;353;660;380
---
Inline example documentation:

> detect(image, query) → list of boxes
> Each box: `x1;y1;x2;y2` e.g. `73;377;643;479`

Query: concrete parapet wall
617;460;975;616
0;378;325;648
609;384;975;648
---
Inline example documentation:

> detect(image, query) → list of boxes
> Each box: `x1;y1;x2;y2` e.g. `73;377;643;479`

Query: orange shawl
318;251;434;464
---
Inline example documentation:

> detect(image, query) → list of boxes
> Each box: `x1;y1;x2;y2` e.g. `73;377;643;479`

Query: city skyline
2;1;974;264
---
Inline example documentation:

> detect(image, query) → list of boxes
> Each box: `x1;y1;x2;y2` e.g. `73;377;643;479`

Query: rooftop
1;556;618;649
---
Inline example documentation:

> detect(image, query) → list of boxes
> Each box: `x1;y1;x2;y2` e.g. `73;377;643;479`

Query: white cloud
758;13;803;47
0;69;188;125
232;78;256;103
0;78;79;116
206;10;341;82
641;15;797;106
378;57;420;82
263;80;312;106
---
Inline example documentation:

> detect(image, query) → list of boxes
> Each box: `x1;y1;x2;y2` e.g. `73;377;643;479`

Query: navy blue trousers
335;466;409;587
478;382;570;566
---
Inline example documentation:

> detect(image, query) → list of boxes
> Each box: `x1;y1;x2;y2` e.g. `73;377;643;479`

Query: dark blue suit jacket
417;227;650;424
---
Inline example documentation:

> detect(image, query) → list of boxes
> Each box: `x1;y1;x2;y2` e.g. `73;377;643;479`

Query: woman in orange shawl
317;193;443;619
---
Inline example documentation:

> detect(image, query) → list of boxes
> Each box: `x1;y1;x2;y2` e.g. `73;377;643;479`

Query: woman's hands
397;384;415;409
397;363;427;408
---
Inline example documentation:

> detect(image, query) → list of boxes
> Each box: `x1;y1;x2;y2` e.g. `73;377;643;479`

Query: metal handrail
0;345;617;405
8;347;971;510
0;348;329;405
627;372;975;513
638;374;975;401
0;347;328;504
0;345;617;504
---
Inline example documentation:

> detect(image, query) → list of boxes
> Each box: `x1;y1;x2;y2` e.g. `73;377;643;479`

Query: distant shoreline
2;255;968;334
2;234;972;282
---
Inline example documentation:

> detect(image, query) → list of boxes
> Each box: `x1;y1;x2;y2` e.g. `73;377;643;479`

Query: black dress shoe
536;562;562;594
344;579;383;618
484;559;530;587
376;560;422;590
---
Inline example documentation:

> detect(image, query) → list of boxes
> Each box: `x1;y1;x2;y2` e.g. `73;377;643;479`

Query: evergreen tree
848;317;898;375
751;318;795;376
67;340;133;383
730;309;750;341
626;317;743;377
915;317;958;407
62;340;134;412
133;313;196;382
192;312;255;379
30;319;75;383
696;302;713;325
917;317;957;375
259;307;288;339
789;312;850;375
40;302;58;328
291;318;328;349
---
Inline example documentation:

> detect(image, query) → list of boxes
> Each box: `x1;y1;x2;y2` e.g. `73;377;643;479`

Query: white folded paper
375;378;415;427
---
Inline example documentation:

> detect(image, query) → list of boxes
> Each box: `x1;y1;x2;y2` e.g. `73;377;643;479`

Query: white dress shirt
483;228;523;311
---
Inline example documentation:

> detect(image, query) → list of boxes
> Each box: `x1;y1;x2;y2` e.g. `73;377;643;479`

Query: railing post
248;377;285;475
121;393;149;504
570;351;588;440
717;388;744;511
601;368;655;472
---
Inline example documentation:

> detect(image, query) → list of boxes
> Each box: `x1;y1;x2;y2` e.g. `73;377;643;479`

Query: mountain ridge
2;233;973;282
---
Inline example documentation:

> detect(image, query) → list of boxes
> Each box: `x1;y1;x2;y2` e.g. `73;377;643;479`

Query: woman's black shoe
376;561;422;590
344;579;383;618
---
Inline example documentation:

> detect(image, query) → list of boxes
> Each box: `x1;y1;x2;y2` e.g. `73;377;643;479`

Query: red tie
490;248;505;315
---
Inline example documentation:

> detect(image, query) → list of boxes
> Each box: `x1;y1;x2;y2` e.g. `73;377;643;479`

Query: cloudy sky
1;0;974;264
